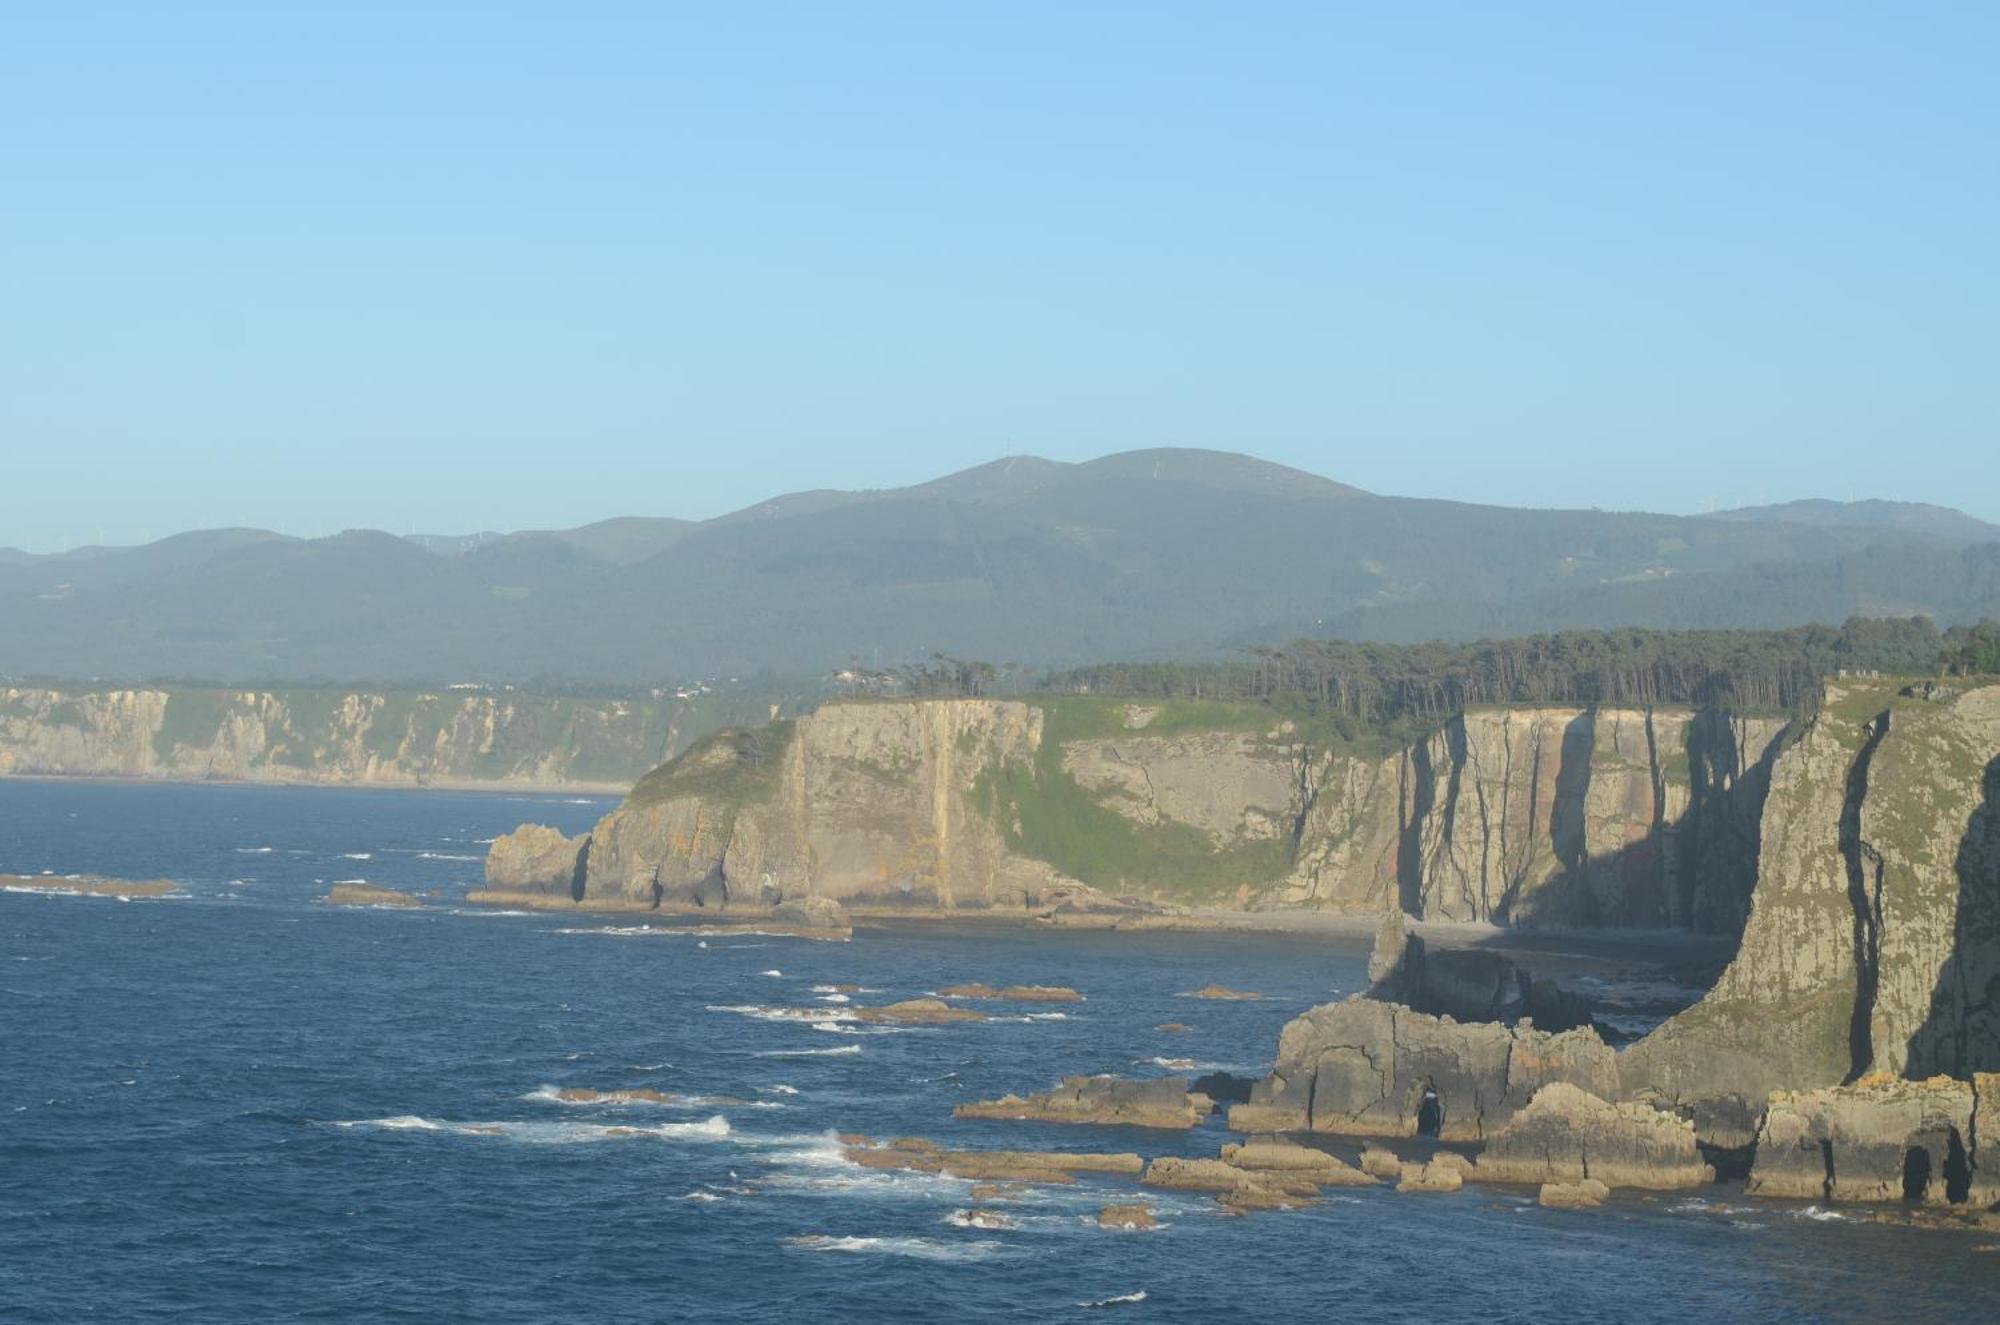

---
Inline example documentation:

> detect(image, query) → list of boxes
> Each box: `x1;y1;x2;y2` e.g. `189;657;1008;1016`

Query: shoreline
0;771;631;798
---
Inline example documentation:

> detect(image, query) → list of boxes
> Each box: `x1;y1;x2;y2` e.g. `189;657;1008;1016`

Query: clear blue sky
4;2;1995;550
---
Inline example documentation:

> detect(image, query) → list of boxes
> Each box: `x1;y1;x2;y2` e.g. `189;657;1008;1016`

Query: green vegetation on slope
627;720;796;809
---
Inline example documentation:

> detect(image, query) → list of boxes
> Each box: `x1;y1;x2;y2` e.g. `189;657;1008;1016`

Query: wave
234;846;275;854
1139;1057;1199;1070
816;993;851;1004
765;1085;800;1096
683;1191;724;1202
416;851;481;862
752;1044;862;1058
341;852;373;861
945;1209;1016;1231
554;925;692;938
761;969;784;978
1080;1291;1148;1308
630;1062;672;1073
992;1011;1071;1023
334;1115;732;1143
783;1235;1005;1262
707;1004;857;1025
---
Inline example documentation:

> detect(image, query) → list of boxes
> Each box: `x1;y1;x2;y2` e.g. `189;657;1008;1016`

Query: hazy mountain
2;448;1995;685
1704;498;2000;543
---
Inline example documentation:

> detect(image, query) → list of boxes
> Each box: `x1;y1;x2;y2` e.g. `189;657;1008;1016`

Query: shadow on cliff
1493;708;1784;939
1905;753;2000;1079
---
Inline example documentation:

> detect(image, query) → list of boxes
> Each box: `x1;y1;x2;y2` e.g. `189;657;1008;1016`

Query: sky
3;2;1995;551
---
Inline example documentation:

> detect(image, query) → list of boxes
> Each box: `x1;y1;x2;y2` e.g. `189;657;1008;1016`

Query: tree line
1038;617;1986;729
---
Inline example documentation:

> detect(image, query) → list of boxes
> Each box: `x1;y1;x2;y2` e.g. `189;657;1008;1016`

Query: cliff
1622;678;2000;1143
0;684;781;791
481;694;1787;928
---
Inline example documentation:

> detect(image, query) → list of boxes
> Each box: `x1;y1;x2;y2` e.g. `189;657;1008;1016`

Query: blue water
2;781;1994;1322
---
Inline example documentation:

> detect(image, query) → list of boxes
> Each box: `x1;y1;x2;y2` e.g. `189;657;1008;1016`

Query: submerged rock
1232;997;1618;1140
324;883;422;908
1539;1178;1611;1209
856;998;985;1025
1098;1203;1159;1229
1220;1141;1375;1187
937;983;1084;1003
1471;1083;1713;1190
845;1139;1143;1185
1188;984;1262;1000
955;1075;1213;1129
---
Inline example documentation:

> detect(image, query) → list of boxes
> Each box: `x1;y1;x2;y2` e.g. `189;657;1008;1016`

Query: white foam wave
417;851;481;861
341;852;373;861
631;1062;672;1073
330;877;370;886
992;1011;1072;1022
683;1191;723;1202
1789;1205;1846;1222
555;925;691;938
708;1004;857;1025
765;1085;800;1096
784;1235;1005;1262
752;1044;862;1058
945;1209;1016;1230
234;846;275;854
817;993;851;1004
761;969;784;978
334;1115;731;1142
1080;1290;1148;1308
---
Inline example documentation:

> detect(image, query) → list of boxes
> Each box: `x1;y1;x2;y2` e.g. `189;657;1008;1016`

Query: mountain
1704;497;2000;543
1;448;1996;685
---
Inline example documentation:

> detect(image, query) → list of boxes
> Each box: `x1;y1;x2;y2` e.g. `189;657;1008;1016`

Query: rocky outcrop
954;1076;1213;1129
1539;1178;1610;1208
937;983;1084;1003
1281;706;1788;932
484;825;589;899
855;998;984;1025
1365;909;1592;1031
483;695;1786;929
1622;680;2000;1144
0;684;765;790
769;896;851;934
844;1140;1145;1184
0;873;177;898
1231;997;1618;1140
1747;1074;2000;1207
1097;1203;1158;1229
1470;1083;1713;1189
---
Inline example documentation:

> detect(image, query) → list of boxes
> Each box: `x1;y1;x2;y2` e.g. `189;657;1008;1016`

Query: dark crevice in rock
1839;711;1891;1082
1396;738;1437;917
1944;1127;1972;1204
1643;708;1671;926
1901;1146;1931;1202
569;837;591;904
1438;719;1472;919
1820;1137;1836;1202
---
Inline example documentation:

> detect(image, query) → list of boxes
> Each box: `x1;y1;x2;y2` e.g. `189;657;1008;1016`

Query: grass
152;690;234;760
627;720;795;809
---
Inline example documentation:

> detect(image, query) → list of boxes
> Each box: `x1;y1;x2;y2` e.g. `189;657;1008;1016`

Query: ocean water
2;781;1994;1323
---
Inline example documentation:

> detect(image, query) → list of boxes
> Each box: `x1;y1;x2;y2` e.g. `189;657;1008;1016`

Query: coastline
0;771;631;798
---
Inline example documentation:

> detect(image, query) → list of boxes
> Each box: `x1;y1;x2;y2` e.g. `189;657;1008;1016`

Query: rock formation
1747;1074;1999;1207
1539;1178;1611;1208
1469;1083;1713;1189
954;1076;1213;1129
476;695;1787;929
1622;679;2000;1145
1231;997;1618;1140
324;883;422;908
484;825;589;899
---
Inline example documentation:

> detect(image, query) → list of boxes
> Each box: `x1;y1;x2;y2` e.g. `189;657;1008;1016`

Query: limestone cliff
482;695;1784;928
1622;679;2000;1142
0;684;778;790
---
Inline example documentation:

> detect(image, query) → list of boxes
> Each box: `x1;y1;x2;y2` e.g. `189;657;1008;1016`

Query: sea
3;780;1994;1322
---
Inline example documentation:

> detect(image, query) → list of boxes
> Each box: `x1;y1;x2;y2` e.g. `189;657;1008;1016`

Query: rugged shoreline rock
1231;998;1618;1140
1747;1074;2000;1207
0;872;178;898
1470;1083;1713;1190
937;983;1084;1003
325;883;423;908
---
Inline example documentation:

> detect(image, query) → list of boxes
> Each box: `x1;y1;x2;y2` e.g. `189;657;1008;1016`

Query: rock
1218;1184;1319;1213
1622;681;2000;1146
1368;907;1413;986
1220;1141;1376;1186
937;983;1084;1003
1747;1074;1999;1206
1396;1159;1464;1193
836;1132;874;1147
1539;1178;1611;1209
324;883;422;908
955;1075;1213;1128
951;1208;1014;1230
845;1140;1144;1185
1359;1145;1404;1179
483;824;589;898
1233;997;1619;1140
0;873;177;898
554;1087;674;1105
1188;984;1261;1000
1141;1157;1262;1192
1098;1203;1158;1229
770;895;851;934
856;998;985;1025
1157;1022;1192;1034
1471;1083;1713;1190
1190;1072;1255;1106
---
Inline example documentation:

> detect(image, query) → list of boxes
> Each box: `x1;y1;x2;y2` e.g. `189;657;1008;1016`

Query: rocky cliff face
482;695;1789;926
1622;679;2000;1143
0;685;773;790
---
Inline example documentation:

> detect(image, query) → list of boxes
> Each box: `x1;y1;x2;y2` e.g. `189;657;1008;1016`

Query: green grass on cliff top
627;719;796;809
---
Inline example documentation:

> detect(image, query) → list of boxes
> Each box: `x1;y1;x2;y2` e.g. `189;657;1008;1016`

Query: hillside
4;449;1997;685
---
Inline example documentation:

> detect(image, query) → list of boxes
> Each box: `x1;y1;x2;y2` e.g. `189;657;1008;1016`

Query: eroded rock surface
1748;1074;1999;1207
484;824;589;898
1471;1083;1712;1190
1232;997;1618;1141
